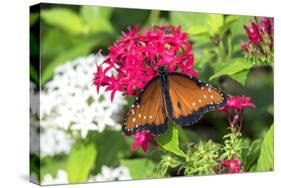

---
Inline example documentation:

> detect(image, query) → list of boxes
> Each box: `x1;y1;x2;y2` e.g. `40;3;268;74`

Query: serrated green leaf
67;141;97;183
41;8;89;35
121;159;156;179
80;6;113;33
209;59;253;81
256;125;274;171
207;14;224;34
155;122;186;158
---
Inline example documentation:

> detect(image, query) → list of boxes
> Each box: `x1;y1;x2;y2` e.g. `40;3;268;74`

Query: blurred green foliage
30;4;274;183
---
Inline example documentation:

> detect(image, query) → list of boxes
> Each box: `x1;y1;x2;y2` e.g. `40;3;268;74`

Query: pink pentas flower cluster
93;25;197;101
240;17;274;64
222;156;242;173
219;96;256;132
219;96;256;113
131;131;155;153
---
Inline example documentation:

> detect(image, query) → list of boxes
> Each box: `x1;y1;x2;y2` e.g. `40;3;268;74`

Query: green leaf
121;159;156;179
41;29;77;60
41;8;88;35
80;6;113;33
41;41;93;85
30;154;40;177
66;141;97;183
209;58;253;81
244;139;262;171
30;13;39;26
91;130;131;175
41;155;68;178
170;12;208;36
218;16;239;35
155;122;186;158
111;9;150;32
178;126;202;144
267;105;274;115
229;70;249;86
207;14;224;34
30;32;39;58
30;64;39;84
249;165;257;172
256;125;274;171
230;16;253;36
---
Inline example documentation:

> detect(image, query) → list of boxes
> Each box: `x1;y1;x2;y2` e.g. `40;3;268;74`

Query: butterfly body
123;67;227;136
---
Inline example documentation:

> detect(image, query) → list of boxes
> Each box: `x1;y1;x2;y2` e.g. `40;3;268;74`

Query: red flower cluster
222;156;241;173
219;96;255;132
131;131;155;153
219;96;256;113
93;25;197;101
240;17;274;64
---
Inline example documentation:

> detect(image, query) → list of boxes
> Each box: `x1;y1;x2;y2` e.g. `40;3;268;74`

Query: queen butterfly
123;66;227;136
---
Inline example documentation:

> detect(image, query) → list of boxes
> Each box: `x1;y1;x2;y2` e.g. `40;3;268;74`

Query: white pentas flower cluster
89;165;131;182
41;170;69;185
40;127;74;157
41;165;131;185
39;54;127;157
30;82;74;158
30;82;40;155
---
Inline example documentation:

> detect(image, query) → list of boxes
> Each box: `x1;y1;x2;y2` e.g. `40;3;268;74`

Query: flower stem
238;108;244;133
148;10;161;24
226;37;233;60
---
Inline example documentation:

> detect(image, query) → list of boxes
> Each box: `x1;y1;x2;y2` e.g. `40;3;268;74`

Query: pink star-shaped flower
93;24;198;101
131;131;155;153
222;156;242;173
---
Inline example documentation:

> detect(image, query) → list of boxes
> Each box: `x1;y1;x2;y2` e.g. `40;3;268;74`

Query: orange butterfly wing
167;73;227;126
123;77;168;136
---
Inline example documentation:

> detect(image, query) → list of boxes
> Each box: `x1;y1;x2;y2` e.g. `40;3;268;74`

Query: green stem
226;37;232;60
218;41;225;62
148;10;161;24
214;39;226;63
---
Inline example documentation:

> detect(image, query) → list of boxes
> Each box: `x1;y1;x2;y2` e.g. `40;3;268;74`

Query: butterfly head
158;66;168;76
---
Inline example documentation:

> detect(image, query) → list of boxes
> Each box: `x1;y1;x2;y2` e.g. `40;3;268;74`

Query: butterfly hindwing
167;73;227;126
123;77;168;136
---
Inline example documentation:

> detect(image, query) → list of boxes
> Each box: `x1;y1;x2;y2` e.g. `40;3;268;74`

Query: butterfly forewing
123;78;168;136
167;73;227;126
